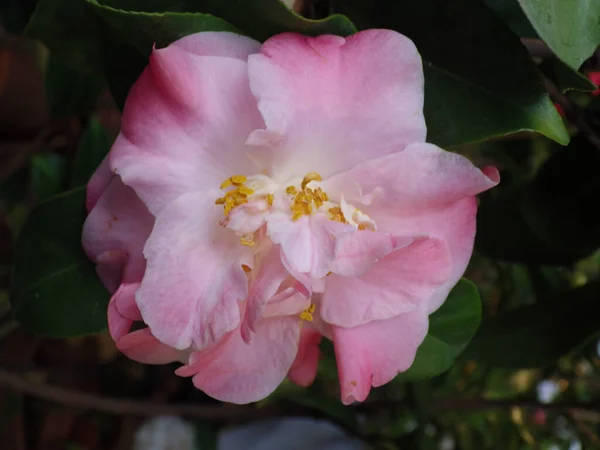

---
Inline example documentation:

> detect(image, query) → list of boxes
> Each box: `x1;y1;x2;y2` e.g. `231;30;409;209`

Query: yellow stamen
240;237;255;247
286;186;298;195
214;197;226;205
267;193;274;206
230;174;247;185
238;186;254;195
242;264;252;273
301;172;322;190
220;178;233;189
300;304;316;322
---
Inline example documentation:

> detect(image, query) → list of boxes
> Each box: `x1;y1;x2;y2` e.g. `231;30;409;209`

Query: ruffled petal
247;30;426;179
375;198;479;313
323;143;499;212
333;310;429;404
267;213;354;278
111;37;264;215
86;154;114;212
330;231;414;277
288;326;322;387
176;317;301;404
322;238;451;327
107;283;182;365
136;193;249;351
82;176;153;292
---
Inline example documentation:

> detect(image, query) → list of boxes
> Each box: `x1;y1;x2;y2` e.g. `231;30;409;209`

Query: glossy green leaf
462;281;600;368
335;0;569;147
395;279;482;381
540;59;597;93
517;0;600;69
30;154;68;202
98;0;357;41
70;117;112;188
11;187;110;337
45;54;105;116
476;136;600;265
484;0;537;38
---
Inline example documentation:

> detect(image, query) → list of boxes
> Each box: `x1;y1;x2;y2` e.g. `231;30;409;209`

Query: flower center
214;171;376;246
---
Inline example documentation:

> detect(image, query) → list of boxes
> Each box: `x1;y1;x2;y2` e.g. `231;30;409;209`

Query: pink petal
243;247;291;338
376;198;480;313
247;30;426;178
267;213;354;278
324;143;500;212
330;231;414;277
333;310;429;404
86;154;114;212
170;31;260;59
176;317;302;404
82;177;153;292
322;238;451;328
136;193;249;351
117;328;184;365
108;283;183;365
111;39;264;216
288;326;322;387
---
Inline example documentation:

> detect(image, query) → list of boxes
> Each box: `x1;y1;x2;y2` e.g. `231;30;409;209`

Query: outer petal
107;284;182;365
267;213;354;278
170;31;260;60
86;154;114;212
375;198;479;313
176;317;302;404
136;193;249;351
247;30;426;179
322;238;451;328
111;40;264;216
323;142;500;212
333;310;429;404
82;176;153;292
287;326;322;387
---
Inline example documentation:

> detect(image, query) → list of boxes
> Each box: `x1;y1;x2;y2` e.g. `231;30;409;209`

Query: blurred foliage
1;0;600;449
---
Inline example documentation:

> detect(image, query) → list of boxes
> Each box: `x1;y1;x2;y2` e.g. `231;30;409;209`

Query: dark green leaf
462;281;600;367
476;136;600;264
30;153;68;202
45;54;105;116
395;279;482;381
26;0;101;73
335;0;569;147
11;187;110;337
539;59;597;93
517;0;600;69
484;0;538;38
98;0;357;41
70;117;112;188
87;0;242;54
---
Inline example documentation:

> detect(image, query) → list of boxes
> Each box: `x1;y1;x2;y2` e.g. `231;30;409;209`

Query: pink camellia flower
82;30;498;404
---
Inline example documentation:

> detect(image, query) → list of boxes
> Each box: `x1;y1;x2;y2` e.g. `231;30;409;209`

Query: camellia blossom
82;29;499;404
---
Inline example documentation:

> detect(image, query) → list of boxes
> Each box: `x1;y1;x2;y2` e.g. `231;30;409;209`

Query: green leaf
45;54;105;116
462;281;600;368
87;0;242;55
484;0;538;38
30;154;68;202
476;135;600;265
335;0;569;147
540;59;597;93
70;117;112;188
11;187;110;337
395;279;482;381
98;0;357;41
26;0;101;73
517;0;600;69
